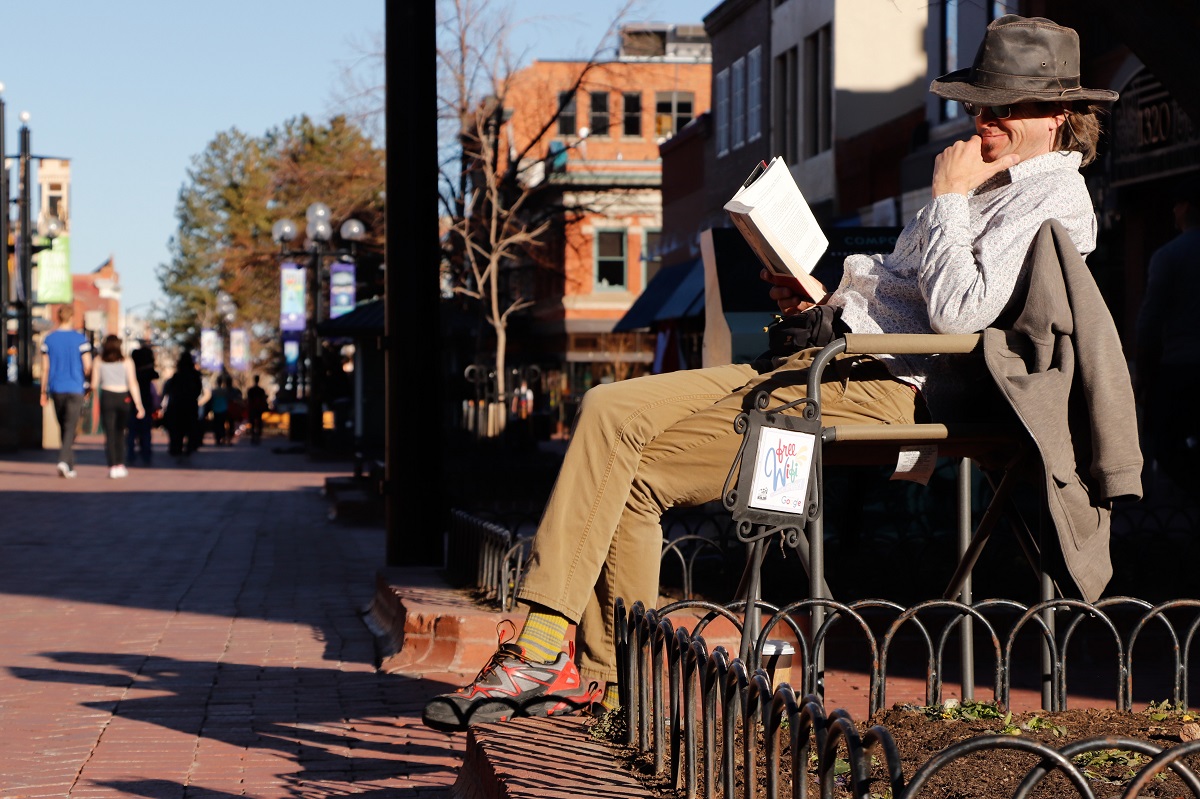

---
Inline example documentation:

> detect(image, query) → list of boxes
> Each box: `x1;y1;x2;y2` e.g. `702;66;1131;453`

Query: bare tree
436;0;639;425
331;30;386;144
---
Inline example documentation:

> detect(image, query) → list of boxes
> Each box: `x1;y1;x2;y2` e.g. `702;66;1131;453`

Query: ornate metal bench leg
810;510;825;698
739;539;764;663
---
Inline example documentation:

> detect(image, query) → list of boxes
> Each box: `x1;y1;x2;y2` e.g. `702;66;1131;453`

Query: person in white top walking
90;335;146;478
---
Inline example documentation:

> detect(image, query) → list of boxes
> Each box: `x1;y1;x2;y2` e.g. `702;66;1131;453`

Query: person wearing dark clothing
162;351;204;458
91;335;146;479
246;375;269;444
209;373;232;445
126;344;160;466
1135;177;1200;494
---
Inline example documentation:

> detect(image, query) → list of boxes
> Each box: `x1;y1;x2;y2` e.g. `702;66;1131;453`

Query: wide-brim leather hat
930;15;1118;106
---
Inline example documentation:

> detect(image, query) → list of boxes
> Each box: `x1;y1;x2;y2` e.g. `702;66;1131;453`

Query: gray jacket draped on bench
981;218;1144;602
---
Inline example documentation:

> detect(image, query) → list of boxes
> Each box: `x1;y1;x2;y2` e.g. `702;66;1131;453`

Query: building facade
650;0;1196;376
495;24;712;407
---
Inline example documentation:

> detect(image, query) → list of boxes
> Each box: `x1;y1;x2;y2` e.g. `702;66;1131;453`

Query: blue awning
613;258;704;332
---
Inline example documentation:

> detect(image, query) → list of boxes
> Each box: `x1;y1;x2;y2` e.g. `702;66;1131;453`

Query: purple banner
200;328;222;372
329;262;355;318
229;328;248;371
280;262;306;332
282;332;302;374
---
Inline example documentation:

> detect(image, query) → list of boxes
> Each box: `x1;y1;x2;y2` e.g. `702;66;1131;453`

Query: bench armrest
806;333;981;401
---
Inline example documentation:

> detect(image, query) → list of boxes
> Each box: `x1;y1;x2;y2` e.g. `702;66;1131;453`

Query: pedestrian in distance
1134;176;1200;495
161;351;204;460
90;335;146;479
209;372;232;445
246;375;269;444
422;15;1139;732
39;305;92;478
126;343;160;467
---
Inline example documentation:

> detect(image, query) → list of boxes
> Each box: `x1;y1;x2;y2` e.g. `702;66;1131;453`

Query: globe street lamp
271;202;364;450
5;108;64;387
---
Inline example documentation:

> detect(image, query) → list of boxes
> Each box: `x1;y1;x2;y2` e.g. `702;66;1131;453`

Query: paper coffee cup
762;639;795;687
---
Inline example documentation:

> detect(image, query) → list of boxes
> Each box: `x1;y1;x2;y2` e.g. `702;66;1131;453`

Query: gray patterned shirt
827;150;1097;418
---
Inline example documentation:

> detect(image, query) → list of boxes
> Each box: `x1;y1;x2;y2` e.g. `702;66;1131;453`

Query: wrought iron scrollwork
722;387;822;547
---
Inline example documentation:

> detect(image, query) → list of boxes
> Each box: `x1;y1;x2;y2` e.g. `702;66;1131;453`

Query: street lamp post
15;112;32;386
7;110;63;387
0;84;8;386
271;202;364;451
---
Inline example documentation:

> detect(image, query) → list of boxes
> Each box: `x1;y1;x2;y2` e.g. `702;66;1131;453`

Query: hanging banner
12;232;25;303
283;332;302;374
200;328;222;372
280;261;306;332
35;235;72;304
329;262;356;318
229;328;248;372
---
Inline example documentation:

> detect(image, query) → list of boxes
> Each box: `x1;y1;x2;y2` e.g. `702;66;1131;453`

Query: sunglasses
962;102;1013;118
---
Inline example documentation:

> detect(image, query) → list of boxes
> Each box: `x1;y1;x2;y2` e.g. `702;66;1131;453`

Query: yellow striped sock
515;609;570;663
602;682;621;711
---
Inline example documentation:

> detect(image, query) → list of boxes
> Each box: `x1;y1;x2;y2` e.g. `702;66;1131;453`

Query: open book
724;156;830;302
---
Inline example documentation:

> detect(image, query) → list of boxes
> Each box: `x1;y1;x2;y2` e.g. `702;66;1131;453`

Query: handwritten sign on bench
746;427;816;513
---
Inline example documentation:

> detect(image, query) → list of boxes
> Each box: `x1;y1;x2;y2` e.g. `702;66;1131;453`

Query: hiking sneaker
57;462;77;479
422;629;601;732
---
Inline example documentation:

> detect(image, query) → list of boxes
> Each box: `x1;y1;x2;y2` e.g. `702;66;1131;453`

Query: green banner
36;235;72;304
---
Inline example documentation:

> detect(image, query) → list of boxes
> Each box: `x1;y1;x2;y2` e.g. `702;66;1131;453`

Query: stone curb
450;717;653;799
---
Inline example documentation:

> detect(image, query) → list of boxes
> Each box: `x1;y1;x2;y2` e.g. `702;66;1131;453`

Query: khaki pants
517;350;919;684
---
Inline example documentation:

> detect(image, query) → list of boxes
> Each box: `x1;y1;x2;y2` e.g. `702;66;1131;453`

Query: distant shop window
803;25;832;157
774;46;798;164
715;69;729;156
732;57;746;149
643;229;662;285
589;91;610;136
558;91;577;136
747;46;763;142
655;91;694;139
622;92;642;136
595;230;627;290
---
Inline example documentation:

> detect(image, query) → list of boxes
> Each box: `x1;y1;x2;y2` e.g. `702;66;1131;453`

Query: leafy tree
156;116;385;377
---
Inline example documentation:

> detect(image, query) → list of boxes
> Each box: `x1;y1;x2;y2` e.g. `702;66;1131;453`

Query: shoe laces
463;620;525;687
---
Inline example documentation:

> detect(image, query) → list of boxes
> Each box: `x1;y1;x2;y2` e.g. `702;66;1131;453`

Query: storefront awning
316;297;383;337
612;258;704;333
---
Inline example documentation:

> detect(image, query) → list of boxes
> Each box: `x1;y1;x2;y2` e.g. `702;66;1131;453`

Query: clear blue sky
0;0;709;316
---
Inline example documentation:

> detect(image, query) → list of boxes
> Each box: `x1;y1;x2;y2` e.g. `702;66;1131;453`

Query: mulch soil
594;701;1200;798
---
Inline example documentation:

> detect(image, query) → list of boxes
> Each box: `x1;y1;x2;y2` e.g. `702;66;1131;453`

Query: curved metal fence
614;595;1200;798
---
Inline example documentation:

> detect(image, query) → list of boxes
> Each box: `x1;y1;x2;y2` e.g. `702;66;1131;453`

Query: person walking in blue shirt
39;305;92;478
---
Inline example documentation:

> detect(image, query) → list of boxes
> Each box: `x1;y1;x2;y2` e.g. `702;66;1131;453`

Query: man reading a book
423;15;1121;731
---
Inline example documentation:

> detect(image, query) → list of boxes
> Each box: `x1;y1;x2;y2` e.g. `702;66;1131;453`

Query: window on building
622;92;642;136
774;47;798;164
803;25;832;158
747;46;763;142
732;57;746;149
558;91;577;136
589;91;610;136
595;230;627;290
643;229;662;285
941;0;960;121
715;69;730;156
654;91;694;139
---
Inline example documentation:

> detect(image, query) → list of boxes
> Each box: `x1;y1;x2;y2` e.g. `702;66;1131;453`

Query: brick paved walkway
0;430;467;798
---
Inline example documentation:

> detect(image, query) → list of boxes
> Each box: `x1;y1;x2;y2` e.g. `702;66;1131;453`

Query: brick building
493;23;712;410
